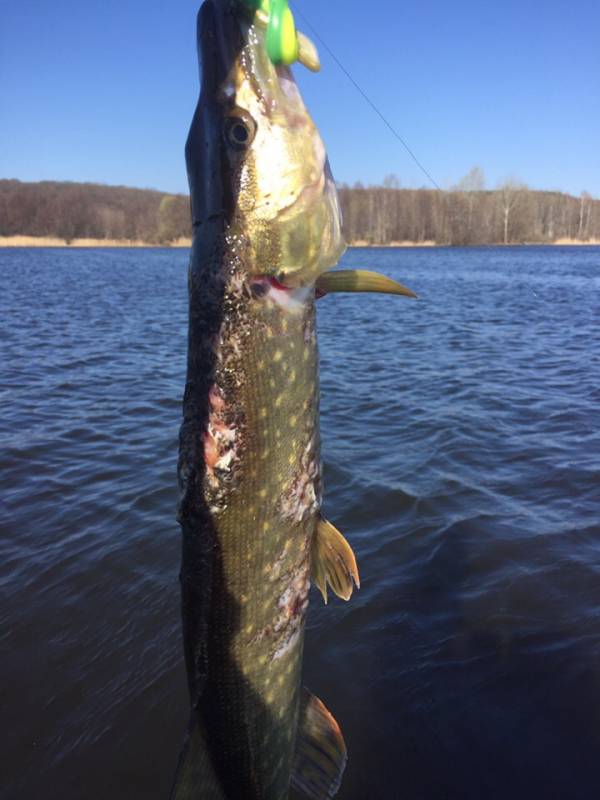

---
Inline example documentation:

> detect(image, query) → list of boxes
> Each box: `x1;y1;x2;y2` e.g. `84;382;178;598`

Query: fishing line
291;2;442;192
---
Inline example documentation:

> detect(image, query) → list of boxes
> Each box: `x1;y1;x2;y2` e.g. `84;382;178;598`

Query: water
1;246;599;799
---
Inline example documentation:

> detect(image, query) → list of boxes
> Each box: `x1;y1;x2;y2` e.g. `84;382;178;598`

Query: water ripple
2;246;600;799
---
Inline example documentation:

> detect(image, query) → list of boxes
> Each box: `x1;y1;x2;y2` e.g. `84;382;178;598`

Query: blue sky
1;0;599;196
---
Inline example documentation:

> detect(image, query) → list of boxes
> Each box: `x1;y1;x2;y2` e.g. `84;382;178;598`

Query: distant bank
2;235;599;249
1;179;599;247
0;235;192;248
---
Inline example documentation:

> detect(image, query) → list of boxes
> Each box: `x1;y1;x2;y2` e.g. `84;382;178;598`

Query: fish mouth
198;1;242;96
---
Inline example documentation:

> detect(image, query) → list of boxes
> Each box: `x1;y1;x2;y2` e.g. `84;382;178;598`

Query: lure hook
243;0;299;66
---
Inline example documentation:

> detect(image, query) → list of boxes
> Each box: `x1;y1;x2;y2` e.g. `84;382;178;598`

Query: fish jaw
185;0;346;289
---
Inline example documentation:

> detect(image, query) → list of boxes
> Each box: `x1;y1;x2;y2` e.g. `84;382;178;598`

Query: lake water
2;246;600;799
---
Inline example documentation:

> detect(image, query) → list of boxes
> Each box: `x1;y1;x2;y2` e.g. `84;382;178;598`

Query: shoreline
0;235;193;248
1;235;599;249
349;237;600;247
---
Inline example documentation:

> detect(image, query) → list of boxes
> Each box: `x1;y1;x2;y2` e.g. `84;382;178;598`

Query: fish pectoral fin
170;710;227;800
292;689;347;800
312;517;360;604
316;269;417;298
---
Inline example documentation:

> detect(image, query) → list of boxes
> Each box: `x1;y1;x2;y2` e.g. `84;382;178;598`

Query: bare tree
498;178;527;244
578;191;592;240
456;166;486;193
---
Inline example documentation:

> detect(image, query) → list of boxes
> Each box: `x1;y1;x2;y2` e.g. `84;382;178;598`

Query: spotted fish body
178;258;324;797
173;2;414;798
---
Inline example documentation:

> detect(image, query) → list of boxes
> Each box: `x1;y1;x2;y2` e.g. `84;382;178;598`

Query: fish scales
173;2;415;798
178;235;321;799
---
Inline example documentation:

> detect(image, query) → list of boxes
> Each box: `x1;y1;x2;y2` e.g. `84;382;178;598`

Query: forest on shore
1;176;598;246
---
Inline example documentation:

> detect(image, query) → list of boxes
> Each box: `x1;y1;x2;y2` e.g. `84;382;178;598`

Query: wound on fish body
172;2;416;798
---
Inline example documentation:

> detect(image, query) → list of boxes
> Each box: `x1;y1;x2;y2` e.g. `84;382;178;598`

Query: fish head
186;0;345;287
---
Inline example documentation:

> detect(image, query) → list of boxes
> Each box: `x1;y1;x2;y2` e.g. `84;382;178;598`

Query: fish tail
292;689;347;799
170;711;229;800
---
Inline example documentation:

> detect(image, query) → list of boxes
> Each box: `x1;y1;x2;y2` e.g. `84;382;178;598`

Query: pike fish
173;2;415;798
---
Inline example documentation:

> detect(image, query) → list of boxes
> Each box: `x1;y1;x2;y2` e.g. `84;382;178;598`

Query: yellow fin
292;689;347;800
312;517;360;604
316;269;417;298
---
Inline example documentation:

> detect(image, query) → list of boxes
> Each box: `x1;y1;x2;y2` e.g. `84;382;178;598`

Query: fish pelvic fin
292;689;347;800
316;269;417;298
170;710;228;800
312;517;360;604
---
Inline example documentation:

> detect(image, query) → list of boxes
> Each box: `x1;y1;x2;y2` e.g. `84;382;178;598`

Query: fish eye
230;121;248;145
224;116;255;150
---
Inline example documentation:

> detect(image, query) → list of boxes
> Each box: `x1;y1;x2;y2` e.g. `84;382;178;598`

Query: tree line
339;169;599;245
0;180;190;243
1;176;598;245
